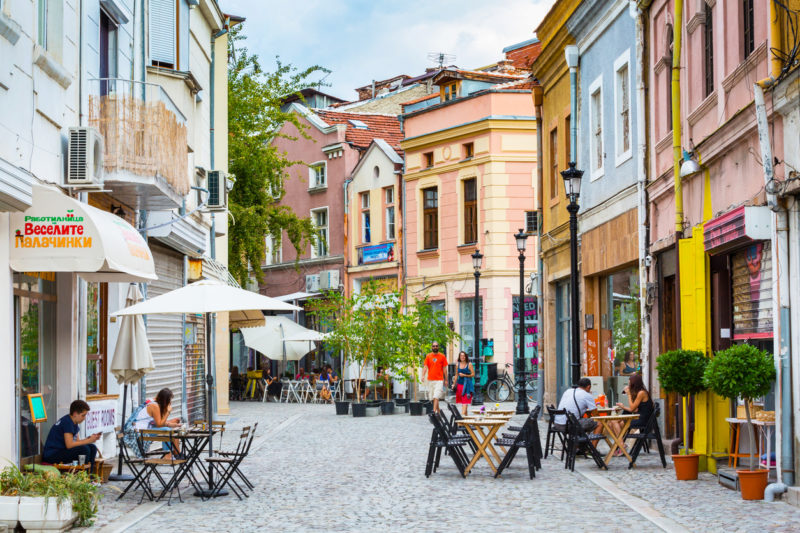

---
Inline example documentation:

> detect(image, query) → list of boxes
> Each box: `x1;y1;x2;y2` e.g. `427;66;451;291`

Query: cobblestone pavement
78;401;800;533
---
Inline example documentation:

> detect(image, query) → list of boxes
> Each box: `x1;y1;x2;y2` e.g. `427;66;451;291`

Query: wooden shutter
149;0;175;67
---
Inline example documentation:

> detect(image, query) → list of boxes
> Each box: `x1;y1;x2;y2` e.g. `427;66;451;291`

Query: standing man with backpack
421;342;448;413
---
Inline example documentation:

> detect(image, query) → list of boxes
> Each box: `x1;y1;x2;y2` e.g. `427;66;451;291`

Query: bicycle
485;363;538;403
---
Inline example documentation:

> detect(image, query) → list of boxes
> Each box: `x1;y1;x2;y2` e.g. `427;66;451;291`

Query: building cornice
403;154;538;182
401;117;536;152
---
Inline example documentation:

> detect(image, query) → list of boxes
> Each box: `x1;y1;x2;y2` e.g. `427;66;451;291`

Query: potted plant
704;343;776;500
656;349;708;480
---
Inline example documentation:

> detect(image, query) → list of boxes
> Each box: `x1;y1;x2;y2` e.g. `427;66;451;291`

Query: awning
703;205;771;253
10;185;156;282
274;291;316;302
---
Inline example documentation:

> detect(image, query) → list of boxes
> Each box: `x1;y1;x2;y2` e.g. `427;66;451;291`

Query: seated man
553;378;600;435
43;400;100;469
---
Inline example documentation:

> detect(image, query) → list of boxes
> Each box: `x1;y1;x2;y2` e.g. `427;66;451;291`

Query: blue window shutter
149;0;175;66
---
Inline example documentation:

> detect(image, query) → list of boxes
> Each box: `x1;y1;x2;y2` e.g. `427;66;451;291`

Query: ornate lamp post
471;249;484;405
514;229;530;414
560;161;583;386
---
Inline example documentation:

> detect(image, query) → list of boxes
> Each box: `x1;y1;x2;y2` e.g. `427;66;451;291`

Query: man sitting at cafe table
42;399;100;470
553;378;601;435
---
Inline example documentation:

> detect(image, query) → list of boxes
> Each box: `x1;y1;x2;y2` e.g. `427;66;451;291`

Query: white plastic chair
279;378;291;403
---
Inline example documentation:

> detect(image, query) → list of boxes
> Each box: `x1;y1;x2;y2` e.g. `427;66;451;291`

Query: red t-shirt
424;353;447;381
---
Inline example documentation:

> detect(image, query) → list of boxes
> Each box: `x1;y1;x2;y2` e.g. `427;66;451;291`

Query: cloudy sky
219;0;553;101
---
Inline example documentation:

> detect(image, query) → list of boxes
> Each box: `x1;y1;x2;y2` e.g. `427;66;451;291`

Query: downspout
631;2;650;384
672;0;683;237
533;81;544;407
139;0;148;404
400;114;408;309
78;0;85;126
343;177;352;297
755;80;792;495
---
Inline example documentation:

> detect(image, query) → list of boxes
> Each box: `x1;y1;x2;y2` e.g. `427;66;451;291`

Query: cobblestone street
81;401;800;533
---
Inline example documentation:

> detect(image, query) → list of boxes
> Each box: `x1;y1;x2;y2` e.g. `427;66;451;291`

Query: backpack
122;400;150;458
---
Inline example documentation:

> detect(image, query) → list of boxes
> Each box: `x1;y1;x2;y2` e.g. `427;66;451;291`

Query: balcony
88;78;189;210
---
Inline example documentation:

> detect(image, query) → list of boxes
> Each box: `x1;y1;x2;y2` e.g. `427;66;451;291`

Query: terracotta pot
738;469;769;500
672;453;699;480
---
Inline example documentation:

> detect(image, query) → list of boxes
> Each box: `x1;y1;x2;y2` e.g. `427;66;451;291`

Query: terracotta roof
314;110;404;153
401;93;439;106
491;78;537;90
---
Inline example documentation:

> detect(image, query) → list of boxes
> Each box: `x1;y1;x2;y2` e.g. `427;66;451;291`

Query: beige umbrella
108;283;154;481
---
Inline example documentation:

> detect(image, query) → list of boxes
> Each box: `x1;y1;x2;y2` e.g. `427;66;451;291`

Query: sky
219;0;554;101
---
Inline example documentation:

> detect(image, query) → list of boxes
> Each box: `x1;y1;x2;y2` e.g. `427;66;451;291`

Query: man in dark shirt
43;400;100;468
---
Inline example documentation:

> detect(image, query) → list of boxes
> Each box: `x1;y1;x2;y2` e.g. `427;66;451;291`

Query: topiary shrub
704;343;775;470
656;350;708;453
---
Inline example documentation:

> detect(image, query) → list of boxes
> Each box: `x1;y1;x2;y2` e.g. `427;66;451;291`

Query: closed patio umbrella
108;283;154;481
111;279;300;497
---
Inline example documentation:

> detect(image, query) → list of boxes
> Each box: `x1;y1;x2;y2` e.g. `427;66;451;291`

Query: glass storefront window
14;272;57;461
512;296;539;377
459;297;482;358
601;267;640;376
86;282;107;394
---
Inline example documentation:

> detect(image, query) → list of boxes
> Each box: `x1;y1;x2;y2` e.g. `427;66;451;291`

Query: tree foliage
226;27;330;285
656;349;708;397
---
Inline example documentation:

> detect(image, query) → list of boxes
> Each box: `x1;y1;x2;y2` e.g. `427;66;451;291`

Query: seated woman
264;366;282;401
317;368;332;403
611;374;654;454
617;350;638;376
295;367;308;380
43;400;100;469
132;388;182;459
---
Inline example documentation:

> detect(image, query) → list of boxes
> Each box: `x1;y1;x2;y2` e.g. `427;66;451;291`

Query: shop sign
704;206;771;252
586;329;599;376
732;241;773;339
84;399;116;434
14;210;92;250
359;242;395;265
512;296;538;378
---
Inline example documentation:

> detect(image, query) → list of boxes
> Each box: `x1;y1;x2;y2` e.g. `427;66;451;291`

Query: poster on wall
358;243;395;265
512;296;538;378
732;241;773;339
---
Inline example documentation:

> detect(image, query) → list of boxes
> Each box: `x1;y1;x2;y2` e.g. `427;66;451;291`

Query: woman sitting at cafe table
130;388;183;459
610;374;654;447
42;399;100;469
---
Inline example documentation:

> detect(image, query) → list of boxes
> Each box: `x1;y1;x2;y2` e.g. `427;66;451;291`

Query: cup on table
78;455;86;465
72;460;78;466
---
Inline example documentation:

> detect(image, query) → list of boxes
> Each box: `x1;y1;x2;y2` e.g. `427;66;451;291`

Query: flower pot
424;401;434;414
335;401;350;415
19;496;77;532
380;401;395;415
672;453;699;480
351;403;367;417
409;402;424;416
395;398;410;406
738;469;769;500
0;495;19;529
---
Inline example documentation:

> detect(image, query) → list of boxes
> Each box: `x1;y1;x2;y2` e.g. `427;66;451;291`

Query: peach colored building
401;68;539;374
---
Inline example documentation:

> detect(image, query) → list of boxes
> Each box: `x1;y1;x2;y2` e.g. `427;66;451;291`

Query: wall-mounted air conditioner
67;127;104;185
207;170;229;210
305;274;320;293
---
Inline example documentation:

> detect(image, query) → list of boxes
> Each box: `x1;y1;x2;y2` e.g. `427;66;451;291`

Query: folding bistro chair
564;412;607;472
445;403;478;452
138;429;188;505
624;403;667;469
545;405;568;459
204;424;258;500
192;420;227;450
494;405;542;479
425;413;470;478
115;428;156;501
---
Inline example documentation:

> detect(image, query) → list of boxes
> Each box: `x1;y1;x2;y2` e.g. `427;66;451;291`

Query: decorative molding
655;132;672;154
33;46;72;89
654;55;670;76
0;12;21;45
457;244;478;255
687;90;718;127
686;11;706;35
416;249;440;259
721;41;767;93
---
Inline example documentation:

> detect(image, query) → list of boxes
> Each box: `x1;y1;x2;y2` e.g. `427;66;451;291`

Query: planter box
0;496;19;529
335;401;350;415
380;401;395;415
352;403;367;417
19;497;77;532
409;402;424;416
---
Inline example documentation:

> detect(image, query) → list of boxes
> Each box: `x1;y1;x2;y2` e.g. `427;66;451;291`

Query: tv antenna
427;52;456;68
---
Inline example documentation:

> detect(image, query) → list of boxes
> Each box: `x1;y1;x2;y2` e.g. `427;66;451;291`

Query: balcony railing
88;78;189;208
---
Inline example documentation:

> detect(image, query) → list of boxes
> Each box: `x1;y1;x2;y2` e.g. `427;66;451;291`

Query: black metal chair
425;413;469;478
204;424;258;500
545;405;568;459
624;404;667;469
115;429;156;502
446;403;478;452
138;429;188;505
493;405;542;479
564;412;607;472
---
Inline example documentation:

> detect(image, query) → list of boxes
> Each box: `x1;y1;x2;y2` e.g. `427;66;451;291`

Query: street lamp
514;229;530;414
471;249;484;405
560;161;583;386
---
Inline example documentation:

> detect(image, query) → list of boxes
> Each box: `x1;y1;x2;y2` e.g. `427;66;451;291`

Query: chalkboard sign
27;393;47;423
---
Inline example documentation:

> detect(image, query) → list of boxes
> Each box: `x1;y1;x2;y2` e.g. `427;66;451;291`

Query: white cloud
220;0;552;100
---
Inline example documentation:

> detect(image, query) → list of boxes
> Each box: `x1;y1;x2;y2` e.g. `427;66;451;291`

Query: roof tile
314;110;404;154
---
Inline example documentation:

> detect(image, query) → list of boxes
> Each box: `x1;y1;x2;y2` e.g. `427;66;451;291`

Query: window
37;0;47;48
422;187;438;250
590;77;604;178
360;193;370;244
459;298;483;357
265;234;282;265
311;208;328;257
37;0;63;59
86;282;108;394
373;165;380;179
423;152;434;168
742;0;754;59
309;162;326;188
525;211;538;235
463;142;474;159
614;55;631;163
442;82;459;101
384;187;395;240
463;178;477;244
100;10;119;83
665;24;673;133
549;128;558;199
703;2;714;97
149;0;177;68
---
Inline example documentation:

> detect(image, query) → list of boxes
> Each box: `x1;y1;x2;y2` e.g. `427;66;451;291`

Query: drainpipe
78;0;85;126
565;47;578;162
533;81;544;407
755;80;792;494
631;2;650;385
672;0;683;237
399;115;408;309
343;177;352;297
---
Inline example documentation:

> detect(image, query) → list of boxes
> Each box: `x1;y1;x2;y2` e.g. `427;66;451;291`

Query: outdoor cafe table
591;413;640;465
153;430;215;501
455;418;507;475
472;409;515;416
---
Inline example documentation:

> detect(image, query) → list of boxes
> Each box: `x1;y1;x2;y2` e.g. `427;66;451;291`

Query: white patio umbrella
108;283;154;481
283;329;330;342
240;316;320;383
110;279;301;496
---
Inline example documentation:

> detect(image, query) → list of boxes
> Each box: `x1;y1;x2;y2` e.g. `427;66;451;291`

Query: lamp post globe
514;229;530;414
471;249;484;405
560;162;583;386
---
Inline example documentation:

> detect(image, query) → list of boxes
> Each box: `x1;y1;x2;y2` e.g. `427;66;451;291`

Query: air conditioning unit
319;270;340;291
305;274;320;293
67;127;104;184
207;170;228;211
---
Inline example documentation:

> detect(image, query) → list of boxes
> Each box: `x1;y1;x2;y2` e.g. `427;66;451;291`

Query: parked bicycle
485;363;537;402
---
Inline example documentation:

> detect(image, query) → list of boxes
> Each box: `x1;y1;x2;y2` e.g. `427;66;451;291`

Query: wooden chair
494;405;542;479
204;423;258;500
624;403;667;469
139;429;187;505
425;413;469;478
192;419;226;449
115;429;155;501
545;405;568;460
564;412;607;472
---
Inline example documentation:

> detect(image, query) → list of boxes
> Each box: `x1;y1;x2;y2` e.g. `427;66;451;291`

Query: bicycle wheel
525;377;538;402
486;379;512;402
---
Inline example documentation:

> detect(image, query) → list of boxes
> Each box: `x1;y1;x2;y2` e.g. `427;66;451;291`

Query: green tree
227;27;330;285
656;349;707;453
